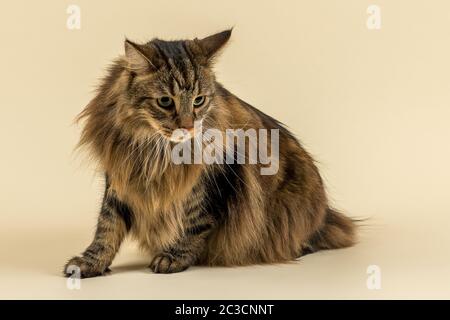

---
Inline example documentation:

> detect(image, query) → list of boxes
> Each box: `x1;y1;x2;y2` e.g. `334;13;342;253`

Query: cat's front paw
149;253;190;274
63;256;111;279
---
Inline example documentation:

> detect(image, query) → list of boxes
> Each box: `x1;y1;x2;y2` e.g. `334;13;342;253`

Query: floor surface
1;217;449;299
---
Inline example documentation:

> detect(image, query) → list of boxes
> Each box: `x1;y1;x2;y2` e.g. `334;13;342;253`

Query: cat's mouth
168;128;195;142
158;120;203;143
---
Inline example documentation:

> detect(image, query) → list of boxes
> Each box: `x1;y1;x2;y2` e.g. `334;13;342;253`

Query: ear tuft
197;28;232;62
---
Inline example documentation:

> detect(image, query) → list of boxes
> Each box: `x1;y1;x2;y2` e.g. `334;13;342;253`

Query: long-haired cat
64;29;355;278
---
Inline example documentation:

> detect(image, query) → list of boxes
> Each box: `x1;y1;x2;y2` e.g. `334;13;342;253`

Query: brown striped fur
64;29;355;277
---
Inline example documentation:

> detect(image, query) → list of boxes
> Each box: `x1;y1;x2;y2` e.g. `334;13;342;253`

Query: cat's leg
63;192;132;278
149;209;215;274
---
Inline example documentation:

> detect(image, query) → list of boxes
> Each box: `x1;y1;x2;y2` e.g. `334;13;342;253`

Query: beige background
1;0;449;299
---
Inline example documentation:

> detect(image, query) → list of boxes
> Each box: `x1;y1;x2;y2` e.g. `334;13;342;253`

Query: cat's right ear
124;39;158;72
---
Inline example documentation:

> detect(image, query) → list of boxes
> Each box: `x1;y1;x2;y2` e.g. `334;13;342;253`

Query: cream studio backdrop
0;0;449;299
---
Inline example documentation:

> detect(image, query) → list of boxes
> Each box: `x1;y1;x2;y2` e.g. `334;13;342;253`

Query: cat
64;29;355;278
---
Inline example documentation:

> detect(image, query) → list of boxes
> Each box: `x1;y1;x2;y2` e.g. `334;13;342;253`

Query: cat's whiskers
125;130;159;166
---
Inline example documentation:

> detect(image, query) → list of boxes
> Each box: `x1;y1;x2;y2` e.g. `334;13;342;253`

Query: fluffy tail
306;208;357;252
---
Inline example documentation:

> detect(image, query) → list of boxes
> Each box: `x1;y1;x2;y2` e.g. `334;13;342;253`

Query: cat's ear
124;39;158;72
196;29;232;64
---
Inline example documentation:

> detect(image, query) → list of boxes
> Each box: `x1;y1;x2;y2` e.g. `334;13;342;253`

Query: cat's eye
193;96;206;107
157;96;174;109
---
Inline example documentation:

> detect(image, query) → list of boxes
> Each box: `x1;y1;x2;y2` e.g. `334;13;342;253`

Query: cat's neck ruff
104;132;205;209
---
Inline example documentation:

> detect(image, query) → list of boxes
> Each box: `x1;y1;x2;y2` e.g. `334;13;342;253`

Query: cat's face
122;30;231;142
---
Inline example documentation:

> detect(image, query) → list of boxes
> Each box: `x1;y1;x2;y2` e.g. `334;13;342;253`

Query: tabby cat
64;29;355;278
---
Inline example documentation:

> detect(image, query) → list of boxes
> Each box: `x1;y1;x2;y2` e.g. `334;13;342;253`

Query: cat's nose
179;117;194;131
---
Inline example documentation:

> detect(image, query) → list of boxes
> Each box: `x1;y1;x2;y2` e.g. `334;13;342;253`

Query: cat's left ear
195;29;232;64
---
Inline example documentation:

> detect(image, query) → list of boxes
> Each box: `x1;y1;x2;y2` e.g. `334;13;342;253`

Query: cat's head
120;29;232;142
